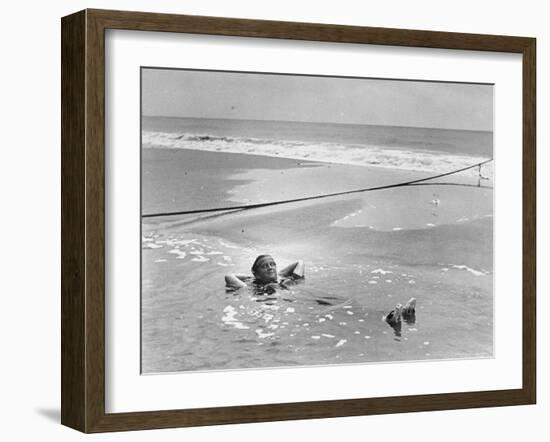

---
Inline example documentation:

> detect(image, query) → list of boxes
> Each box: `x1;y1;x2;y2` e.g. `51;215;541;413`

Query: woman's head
251;255;278;283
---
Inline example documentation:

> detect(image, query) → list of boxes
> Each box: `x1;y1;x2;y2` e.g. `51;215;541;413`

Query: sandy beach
141;148;493;373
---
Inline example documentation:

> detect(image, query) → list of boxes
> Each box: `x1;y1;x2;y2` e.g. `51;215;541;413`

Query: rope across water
142;158;493;219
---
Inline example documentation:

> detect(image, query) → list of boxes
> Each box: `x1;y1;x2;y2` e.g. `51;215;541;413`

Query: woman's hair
251;254;273;274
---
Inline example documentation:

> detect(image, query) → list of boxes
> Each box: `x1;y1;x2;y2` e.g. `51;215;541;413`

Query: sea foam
143;130;492;176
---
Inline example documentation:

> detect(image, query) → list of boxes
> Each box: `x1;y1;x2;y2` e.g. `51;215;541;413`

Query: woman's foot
402;298;416;324
384;303;403;326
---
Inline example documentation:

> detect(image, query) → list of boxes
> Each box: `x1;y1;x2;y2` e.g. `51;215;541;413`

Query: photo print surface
140;68;493;374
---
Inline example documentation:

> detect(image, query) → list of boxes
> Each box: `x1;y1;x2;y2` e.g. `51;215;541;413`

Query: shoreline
142;145;491;208
142;148;492;259
142;116;494;158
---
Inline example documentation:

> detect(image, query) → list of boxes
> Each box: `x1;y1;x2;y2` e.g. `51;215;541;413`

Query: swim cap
251;255;274;274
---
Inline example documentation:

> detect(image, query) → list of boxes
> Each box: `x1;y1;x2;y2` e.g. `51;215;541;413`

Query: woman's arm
224;274;248;289
278;260;305;279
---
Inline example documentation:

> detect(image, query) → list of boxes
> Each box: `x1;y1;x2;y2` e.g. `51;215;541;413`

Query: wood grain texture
90;389;531;433
61;10;86;432
89;8;532;52
60;8;537;433
85;10;107;432
522;38;536;404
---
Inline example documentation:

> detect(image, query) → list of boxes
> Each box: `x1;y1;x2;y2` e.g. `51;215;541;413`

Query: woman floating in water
225;255;305;294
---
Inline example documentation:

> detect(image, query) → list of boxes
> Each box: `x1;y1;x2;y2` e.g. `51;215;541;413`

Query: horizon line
141;115;494;133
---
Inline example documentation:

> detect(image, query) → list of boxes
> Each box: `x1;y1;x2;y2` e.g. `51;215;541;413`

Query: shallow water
140;132;493;374
141;208;493;374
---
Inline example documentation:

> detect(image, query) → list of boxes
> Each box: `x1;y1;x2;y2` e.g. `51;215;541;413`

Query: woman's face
253;256;278;283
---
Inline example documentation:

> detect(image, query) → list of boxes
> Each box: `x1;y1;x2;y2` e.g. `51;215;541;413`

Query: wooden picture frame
61;8;536;433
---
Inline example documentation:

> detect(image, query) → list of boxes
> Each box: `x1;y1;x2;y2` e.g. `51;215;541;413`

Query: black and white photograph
140;68;494;374
3;0;545;438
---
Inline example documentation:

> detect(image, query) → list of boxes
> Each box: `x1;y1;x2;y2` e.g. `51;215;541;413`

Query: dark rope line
159;182;493;229
408;182;494;189
142;158;493;219
154;208;247;228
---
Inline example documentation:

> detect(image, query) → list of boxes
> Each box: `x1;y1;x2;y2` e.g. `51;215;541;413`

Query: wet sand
142;148;321;215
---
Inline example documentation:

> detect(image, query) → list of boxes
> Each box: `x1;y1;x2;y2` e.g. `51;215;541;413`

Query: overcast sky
142;68;493;131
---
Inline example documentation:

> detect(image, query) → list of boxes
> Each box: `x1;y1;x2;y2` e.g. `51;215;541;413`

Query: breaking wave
142;130;492;176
